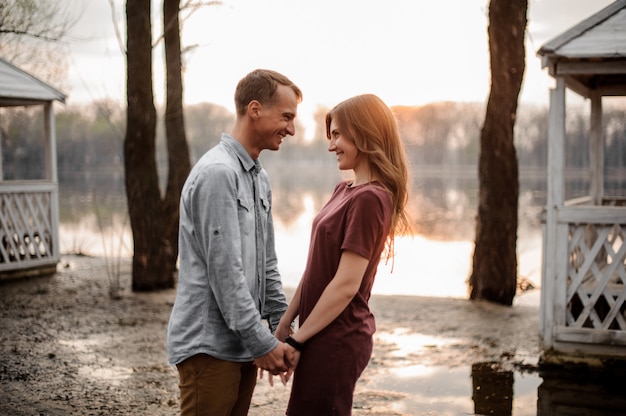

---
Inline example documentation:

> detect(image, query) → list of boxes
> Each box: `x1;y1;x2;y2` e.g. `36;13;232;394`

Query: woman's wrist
278;317;293;329
285;335;305;351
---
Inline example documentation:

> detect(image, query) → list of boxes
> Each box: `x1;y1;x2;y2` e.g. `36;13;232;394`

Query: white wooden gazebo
0;58;65;279
537;0;626;365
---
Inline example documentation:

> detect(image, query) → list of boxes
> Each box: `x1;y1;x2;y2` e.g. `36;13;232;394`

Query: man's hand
253;342;292;375
256;342;301;386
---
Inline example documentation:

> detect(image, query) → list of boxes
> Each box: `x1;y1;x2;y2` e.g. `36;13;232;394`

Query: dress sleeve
341;188;392;260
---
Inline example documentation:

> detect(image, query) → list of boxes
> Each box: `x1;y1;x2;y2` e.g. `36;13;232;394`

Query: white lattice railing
553;204;626;347
567;223;626;331
0;182;59;272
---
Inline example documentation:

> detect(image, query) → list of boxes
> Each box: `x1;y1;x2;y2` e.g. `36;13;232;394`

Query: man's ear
247;100;262;119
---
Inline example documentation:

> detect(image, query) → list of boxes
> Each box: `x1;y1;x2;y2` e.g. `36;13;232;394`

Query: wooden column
0;109;3;181
44;103;58;182
589;91;603;205
541;76;566;349
44;102;60;261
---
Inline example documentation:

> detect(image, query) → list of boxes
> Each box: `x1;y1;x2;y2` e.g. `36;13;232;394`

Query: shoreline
0;255;541;415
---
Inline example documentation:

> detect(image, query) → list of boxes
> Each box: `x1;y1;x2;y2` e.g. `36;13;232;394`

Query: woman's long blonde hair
325;94;413;259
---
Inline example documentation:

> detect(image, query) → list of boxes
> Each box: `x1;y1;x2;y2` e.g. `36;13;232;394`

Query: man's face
255;84;299;151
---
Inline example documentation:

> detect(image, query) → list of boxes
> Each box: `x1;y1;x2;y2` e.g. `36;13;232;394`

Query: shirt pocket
237;193;254;237
237;193;252;212
259;196;271;214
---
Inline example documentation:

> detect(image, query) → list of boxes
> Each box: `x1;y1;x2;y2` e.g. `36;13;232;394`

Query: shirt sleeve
191;163;277;356
262;208;288;332
257;171;288;332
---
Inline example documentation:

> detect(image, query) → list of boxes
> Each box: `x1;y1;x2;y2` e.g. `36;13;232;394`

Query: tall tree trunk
163;0;191;275
125;0;175;291
469;0;527;305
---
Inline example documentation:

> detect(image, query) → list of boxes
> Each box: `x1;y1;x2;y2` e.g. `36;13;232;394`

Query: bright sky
64;0;615;138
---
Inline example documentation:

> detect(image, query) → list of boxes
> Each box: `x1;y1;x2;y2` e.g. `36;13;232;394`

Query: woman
275;94;412;415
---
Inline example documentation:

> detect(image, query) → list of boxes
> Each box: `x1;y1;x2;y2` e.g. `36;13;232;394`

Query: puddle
368;329;626;415
368;363;541;415
376;327;462;357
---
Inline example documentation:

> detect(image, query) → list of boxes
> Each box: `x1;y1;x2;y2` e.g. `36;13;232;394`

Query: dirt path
0;255;540;415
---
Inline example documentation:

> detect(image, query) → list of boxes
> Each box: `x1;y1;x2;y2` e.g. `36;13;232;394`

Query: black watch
285;336;305;351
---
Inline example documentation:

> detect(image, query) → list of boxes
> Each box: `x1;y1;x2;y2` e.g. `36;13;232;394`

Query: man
167;69;302;416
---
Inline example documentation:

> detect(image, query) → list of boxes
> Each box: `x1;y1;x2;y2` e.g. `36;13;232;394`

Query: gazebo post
541;76;566;349
589;91;603;205
0;110;3;181
44;103;60;260
44;103;58;182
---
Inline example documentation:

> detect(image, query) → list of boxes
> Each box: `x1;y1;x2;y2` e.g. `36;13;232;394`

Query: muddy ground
0;255;541;415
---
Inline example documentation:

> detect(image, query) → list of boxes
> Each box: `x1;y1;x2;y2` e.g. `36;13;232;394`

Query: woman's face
328;119;363;171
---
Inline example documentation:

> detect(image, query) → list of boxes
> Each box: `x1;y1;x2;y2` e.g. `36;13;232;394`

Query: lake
56;171;557;304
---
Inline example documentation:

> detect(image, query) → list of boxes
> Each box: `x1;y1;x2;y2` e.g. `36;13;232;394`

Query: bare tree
0;0;77;86
162;0;191;285
125;0;165;290
469;0;528;305
124;0;199;291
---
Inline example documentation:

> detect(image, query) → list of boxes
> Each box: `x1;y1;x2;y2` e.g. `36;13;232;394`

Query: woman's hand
274;321;293;342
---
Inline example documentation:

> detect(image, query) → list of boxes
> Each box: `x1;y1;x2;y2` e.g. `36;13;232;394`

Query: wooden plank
602;282;626;331
557;60;626;75
557;206;626;223
555;223;571;328
555;326;626;345
599;85;626;95
0;256;57;273
0;182;56;193
564;196;593;207
540;227;549;337
50;189;60;260
562;75;591;98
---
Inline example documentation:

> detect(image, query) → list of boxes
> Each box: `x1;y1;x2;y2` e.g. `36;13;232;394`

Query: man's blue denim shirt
167;133;288;364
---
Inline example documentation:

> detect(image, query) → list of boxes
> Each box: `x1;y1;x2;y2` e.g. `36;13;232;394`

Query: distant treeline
1;99;625;186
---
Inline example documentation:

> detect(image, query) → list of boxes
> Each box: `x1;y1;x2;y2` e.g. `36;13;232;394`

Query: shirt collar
221;133;261;174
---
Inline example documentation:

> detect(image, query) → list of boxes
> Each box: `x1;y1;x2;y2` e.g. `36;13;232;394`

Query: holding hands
256;322;304;386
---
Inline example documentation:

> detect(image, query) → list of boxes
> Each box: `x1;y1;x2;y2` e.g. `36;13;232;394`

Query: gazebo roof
0;58;66;106
537;0;626;97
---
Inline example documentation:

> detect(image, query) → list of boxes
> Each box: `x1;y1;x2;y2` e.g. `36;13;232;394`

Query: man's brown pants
176;354;257;416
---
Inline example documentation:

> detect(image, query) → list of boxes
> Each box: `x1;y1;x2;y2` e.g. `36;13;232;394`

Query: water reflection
373;365;473;415
366;362;543;415
369;326;542;415
472;362;514;415
537;369;626;416
56;172;626;416
376;327;462;358
56;175;559;298
367;346;626;415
